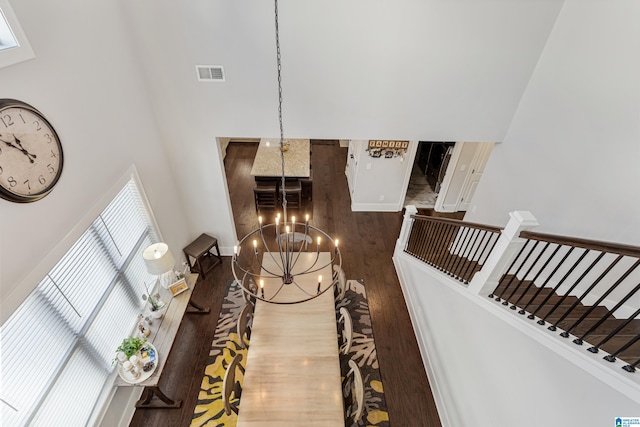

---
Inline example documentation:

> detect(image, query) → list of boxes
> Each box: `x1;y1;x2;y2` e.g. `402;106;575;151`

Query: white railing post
468;211;539;295
396;205;418;253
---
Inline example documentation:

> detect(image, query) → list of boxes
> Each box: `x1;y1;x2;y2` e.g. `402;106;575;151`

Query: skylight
0;0;34;68
0;7;18;51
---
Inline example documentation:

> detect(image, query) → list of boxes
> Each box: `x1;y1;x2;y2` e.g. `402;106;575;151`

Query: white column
468;211;539;295
396;205;418;253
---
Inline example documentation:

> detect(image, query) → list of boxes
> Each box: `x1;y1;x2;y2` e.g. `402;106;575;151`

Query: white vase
150;306;165;319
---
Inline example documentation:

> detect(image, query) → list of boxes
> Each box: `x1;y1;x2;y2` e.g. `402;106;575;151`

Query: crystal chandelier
231;0;342;304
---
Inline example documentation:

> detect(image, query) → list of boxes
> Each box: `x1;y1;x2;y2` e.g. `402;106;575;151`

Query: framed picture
169;278;189;296
375;140;382;148
368;140;376;148
382;140;389;148
388;141;396;148
401;141;409;149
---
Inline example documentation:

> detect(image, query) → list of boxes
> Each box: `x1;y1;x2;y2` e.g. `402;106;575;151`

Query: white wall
466;0;640;245
394;251;640;427
0;0;189;322
350;139;417;211
118;0;564;241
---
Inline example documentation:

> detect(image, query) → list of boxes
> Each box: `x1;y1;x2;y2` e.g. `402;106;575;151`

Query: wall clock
0;99;64;203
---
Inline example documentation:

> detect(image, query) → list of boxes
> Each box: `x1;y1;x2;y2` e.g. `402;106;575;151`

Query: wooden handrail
411;214;503;233
520;231;640;258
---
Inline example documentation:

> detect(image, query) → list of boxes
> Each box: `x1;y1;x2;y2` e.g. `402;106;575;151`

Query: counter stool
254;182;278;214
183;233;222;279
281;180;302;209
300;170;313;202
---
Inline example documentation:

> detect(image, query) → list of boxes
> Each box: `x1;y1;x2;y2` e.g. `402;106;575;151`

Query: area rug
191;280;248;427
337;279;390;427
190;279;389;427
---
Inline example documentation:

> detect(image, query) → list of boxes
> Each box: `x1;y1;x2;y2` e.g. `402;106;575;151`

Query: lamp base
158;271;176;289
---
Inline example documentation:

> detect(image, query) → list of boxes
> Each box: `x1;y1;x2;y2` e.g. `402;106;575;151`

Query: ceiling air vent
196;65;225;82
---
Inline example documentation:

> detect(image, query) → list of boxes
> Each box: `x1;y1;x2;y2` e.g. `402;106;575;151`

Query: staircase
395;207;640;426
490;277;640;364
401;208;640;372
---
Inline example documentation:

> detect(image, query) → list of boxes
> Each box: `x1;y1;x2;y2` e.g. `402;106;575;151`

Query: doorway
404;141;454;209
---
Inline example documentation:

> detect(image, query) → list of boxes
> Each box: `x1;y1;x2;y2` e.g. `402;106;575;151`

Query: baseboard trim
351;202;401;212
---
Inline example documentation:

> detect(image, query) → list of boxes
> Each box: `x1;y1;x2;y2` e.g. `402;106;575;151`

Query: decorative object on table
116;351;128;366
0;99;64;203
174;262;189;281
231;0;342;305
138;322;151;338
168;277;189;297
117;342;159;384
123;361;140;379
142;280;166;318
143;242;176;288
114;336;147;362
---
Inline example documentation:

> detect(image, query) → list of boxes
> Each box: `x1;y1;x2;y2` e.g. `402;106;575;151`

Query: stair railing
402;212;502;284
490;230;640;371
397;206;640;373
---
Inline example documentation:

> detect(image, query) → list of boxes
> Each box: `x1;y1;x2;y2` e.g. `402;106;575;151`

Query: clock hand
12;134;37;161
0;136;36;164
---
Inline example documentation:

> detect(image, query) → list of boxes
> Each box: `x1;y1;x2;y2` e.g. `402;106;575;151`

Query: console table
114;273;208;408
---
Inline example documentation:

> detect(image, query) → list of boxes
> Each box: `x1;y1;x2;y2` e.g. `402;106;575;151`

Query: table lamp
143;242;176;289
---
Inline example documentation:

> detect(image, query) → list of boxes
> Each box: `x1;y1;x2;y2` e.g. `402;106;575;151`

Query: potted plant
143;292;166;318
114;336;147;364
142;280;166;318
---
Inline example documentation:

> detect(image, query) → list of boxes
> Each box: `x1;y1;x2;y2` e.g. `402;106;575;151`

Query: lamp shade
143;242;175;275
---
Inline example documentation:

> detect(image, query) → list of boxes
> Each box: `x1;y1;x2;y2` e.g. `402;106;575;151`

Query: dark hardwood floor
130;140;442;426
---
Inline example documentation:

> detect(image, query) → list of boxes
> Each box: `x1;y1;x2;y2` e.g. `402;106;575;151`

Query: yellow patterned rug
190;279;389;427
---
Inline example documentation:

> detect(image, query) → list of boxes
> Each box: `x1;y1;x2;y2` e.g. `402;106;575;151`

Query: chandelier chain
274;0;287;217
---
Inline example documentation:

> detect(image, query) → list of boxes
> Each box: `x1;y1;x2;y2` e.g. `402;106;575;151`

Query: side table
183;233;222;279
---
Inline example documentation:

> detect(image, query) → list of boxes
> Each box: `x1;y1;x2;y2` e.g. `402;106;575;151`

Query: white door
458;142;494;211
346;140;358;198
435;142;494;212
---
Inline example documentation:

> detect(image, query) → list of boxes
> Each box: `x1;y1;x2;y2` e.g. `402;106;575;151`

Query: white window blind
0;179;159;426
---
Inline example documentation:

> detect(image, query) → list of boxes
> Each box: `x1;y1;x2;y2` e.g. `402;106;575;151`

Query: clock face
0;99;63;203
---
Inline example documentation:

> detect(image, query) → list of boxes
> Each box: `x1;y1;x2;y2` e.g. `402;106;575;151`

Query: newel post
468;211;539;295
396;205;418;253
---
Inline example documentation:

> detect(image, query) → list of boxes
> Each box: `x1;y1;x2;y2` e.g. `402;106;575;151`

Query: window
0;8;18;51
0;0;35;68
0;179;159;426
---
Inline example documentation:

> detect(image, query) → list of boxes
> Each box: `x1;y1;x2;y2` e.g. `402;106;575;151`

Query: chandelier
231;0;342;304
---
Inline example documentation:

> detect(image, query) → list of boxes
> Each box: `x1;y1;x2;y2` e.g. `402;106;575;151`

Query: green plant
142;292;165;311
115;336;147;359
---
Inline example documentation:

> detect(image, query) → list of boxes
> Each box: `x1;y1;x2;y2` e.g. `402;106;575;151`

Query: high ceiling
121;0;564;142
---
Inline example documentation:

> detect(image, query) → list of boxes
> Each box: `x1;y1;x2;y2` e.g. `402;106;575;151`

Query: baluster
458;229;482;283
565;260;640;341
446;227;470;277
503;240;539;306
554;255;623;337
461;229;487;281
526;246;575;320
511;242;553;312
490;240;529;301
545;252;605;331
580;282;640;346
